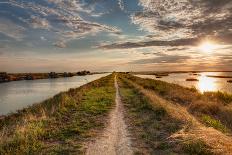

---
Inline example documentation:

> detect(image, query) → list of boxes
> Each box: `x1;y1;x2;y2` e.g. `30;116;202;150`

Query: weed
201;115;228;133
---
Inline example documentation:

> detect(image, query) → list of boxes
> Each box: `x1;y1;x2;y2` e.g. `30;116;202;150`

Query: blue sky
1;0;232;72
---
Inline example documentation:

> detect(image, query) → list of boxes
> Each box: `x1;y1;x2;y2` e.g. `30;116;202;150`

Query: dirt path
85;76;133;155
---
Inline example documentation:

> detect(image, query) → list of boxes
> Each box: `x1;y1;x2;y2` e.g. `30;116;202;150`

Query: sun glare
199;41;217;53
198;75;217;93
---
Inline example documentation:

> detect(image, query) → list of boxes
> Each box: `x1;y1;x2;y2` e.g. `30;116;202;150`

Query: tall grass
123;74;232;133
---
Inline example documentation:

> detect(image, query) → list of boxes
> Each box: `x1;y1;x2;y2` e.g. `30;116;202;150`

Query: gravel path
85;76;133;155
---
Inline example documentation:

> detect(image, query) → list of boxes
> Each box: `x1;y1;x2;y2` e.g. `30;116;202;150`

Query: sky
0;0;232;72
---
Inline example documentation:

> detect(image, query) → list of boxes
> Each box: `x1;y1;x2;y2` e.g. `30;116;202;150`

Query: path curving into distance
85;76;133;155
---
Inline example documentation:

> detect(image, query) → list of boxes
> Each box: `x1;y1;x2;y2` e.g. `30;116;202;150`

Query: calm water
0;74;109;115
137;72;232;94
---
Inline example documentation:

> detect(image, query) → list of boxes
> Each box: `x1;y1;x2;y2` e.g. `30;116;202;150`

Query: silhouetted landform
77;70;90;76
207;75;232;78
189;73;201;76
0;71;92;83
135;72;169;77
186;78;199;81
0;72;8;82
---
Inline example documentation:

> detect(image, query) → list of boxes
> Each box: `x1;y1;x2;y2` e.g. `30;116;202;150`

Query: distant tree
49;72;59;78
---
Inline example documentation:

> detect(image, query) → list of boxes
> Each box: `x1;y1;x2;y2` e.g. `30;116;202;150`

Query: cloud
30;16;50;29
118;0;125;11
54;41;66;48
3;0;121;47
130;55;190;64
132;0;232;40
40;36;47;41
99;38;200;49
0;17;25;40
99;32;232;50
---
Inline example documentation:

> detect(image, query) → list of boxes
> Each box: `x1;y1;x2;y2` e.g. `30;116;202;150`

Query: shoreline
0;71;108;83
0;74;115;154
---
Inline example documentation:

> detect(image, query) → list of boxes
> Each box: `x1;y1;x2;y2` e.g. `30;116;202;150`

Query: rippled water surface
0;74;109;115
137;72;232;94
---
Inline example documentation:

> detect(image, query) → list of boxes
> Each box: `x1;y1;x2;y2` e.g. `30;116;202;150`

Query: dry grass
120;73;232;154
124;74;232;132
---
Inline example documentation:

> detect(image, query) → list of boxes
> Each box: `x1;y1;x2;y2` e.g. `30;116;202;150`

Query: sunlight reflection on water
137;72;232;94
197;75;217;93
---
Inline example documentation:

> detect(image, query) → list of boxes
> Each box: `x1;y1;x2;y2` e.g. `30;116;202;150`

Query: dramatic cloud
1;0;232;71
99;38;200;49
96;0;232;50
99;34;232;50
132;0;232;40
1;0;120;47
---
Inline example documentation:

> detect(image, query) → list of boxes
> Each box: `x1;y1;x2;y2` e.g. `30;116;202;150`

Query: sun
199;41;217;53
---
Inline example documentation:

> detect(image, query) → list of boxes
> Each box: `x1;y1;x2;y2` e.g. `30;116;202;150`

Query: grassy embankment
0;74;115;154
126;74;232;131
118;73;232;154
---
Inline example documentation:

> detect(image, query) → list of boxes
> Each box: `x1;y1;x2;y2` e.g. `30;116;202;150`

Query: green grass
0;74;115;154
201;115;228;133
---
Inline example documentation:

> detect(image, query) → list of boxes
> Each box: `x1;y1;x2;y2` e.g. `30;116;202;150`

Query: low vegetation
201;115;228;133
122;74;232;132
0;74;115;154
118;76;184;154
1;73;232;154
0;71;92;83
182;139;212;155
118;73;232;154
